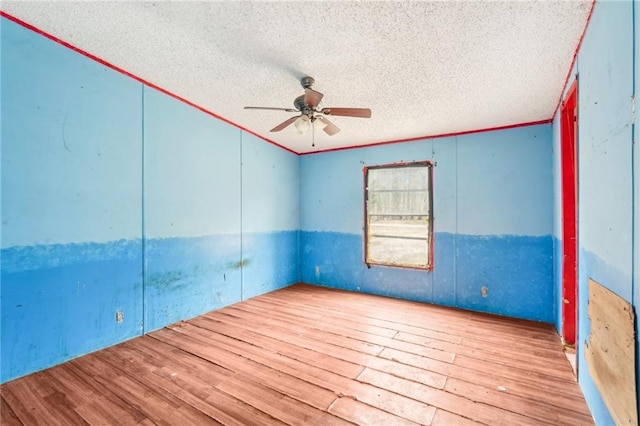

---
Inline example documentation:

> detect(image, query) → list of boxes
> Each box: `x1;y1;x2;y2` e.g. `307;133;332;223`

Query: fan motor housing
294;95;307;111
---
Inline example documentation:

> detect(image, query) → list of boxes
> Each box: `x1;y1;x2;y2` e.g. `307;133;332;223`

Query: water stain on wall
230;258;250;269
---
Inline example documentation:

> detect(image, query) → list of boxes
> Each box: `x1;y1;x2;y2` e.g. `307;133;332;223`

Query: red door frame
560;80;578;345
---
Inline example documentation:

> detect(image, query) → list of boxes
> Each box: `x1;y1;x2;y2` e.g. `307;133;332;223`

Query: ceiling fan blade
304;88;324;109
321;107;372;118
317;116;340;136
270;116;299;132
245;106;298;112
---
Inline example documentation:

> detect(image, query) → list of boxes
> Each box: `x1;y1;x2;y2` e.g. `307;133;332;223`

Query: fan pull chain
312;119;315;147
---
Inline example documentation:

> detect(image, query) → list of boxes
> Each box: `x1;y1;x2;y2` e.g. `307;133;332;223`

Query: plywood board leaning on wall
585;278;637;425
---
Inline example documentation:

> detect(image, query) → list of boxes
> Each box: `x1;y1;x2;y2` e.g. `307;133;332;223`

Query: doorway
560;80;578;350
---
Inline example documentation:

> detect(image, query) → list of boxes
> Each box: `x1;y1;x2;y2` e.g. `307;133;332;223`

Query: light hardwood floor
1;284;593;425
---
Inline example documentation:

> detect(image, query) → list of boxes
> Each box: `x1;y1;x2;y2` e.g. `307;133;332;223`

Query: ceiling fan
244;76;371;137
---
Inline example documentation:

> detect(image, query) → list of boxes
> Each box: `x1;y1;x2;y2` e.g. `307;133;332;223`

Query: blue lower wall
1;230;299;382
301;231;553;322
456;234;553;321
552;236;563;333
242;231;300;300
1;240;143;383
144;231;299;332
144;234;242;332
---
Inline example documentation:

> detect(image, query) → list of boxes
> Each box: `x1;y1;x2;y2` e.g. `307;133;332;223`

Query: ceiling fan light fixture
294;115;310;134
314;117;328;130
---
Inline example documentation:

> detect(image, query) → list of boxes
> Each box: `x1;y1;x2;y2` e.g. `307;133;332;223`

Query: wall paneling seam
141;85;147;334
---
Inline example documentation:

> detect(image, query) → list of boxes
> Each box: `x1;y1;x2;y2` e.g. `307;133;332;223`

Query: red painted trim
560;80;578;345
362;160;434;271
429;162;435;270
0;11;297;155
302;119;552;155
363;166;370;266
551;0;596;118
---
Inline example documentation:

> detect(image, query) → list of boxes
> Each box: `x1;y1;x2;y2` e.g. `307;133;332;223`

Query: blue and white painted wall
300;124;555;323
241;132;299;301
551;1;638;423
1;17;299;383
1;17;145;383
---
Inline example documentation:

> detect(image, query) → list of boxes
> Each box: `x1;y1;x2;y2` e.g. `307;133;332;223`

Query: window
364;161;433;270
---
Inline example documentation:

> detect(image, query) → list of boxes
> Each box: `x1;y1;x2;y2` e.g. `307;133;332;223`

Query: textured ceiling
2;1;592;154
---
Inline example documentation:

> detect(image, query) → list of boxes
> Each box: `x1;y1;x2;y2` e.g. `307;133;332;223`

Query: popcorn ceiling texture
2;1;592;154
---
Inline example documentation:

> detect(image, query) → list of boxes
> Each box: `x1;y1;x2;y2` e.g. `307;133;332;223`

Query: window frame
363;160;434;271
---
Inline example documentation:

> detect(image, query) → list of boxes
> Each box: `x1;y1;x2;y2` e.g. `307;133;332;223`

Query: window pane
365;163;432;269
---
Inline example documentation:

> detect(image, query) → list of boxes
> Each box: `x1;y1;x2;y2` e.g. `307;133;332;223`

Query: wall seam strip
240;130;244;301
454;136;458;306
431;138;435;303
141;85;147;334
631;0;636;307
298;155;303;283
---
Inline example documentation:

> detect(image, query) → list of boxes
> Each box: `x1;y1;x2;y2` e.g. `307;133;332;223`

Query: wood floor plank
458;333;569;364
185;316;365;378
41;390;91;426
453;353;579;389
124;338;288;426
2;377;84;426
357;367;549;426
233;300;462;363
257;292;537;351
431;409;482;426
285;293;560;351
100;341;286;426
1;385;40;426
395;331;575;378
394;322;566;364
1;396;23;426
43;368;105;409
153;325;339;411
169;319;438;424
444;377;594;425
222;305;386;355
106;374;221;425
213;374;351;426
329;397;420;425
274;285;563;349
73;394;154;426
71;353;221;425
379;347;588;409
124;336;236;384
243;298;400;338
0;284;593;425
191;314;448;390
56;362;153;424
338;382;437;425
207;308;456;368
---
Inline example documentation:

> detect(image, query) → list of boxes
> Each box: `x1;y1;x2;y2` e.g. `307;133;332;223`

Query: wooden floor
1;284;593;425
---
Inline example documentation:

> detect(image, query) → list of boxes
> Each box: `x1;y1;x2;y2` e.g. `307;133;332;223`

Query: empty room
1;1;638;425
